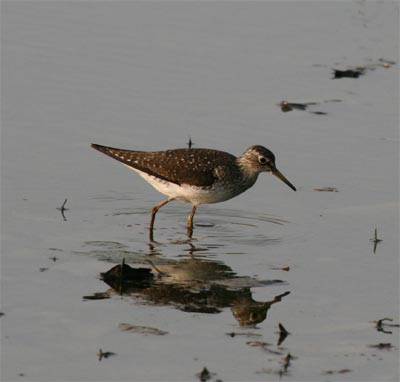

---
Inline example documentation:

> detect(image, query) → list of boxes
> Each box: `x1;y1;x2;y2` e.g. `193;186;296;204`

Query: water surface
2;2;398;381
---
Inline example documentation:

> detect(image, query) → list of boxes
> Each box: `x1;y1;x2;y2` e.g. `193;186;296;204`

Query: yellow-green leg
149;197;174;234
186;205;197;237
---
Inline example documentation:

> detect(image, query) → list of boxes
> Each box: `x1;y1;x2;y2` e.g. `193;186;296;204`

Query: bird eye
258;156;268;165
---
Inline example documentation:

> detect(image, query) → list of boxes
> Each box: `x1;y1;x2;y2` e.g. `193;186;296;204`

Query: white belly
126;166;243;205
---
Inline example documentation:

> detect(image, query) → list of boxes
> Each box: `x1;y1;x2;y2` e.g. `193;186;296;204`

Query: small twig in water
57;199;69;221
374;318;399;334
97;348;116;361
277;323;290;346
196;367;214;382
282;353;292;373
370;228;383;254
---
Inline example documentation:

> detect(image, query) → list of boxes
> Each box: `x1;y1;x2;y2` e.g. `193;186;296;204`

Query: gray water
2;2;399;381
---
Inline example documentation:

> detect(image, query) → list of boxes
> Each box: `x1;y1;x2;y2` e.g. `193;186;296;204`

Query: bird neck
241;171;259;189
236;155;260;178
236;158;259;188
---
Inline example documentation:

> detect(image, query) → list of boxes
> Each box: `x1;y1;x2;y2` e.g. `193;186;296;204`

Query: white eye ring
258;156;268;165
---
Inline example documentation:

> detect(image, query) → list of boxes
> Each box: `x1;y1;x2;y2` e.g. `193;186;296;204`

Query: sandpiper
91;144;296;237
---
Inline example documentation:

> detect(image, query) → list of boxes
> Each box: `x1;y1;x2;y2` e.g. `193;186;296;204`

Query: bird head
241;146;296;191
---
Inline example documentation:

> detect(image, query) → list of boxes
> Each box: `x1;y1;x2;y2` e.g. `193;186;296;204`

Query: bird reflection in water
231;291;290;326
98;255;290;326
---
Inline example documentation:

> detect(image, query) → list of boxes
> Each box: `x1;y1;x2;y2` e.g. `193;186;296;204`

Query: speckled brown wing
91;144;239;187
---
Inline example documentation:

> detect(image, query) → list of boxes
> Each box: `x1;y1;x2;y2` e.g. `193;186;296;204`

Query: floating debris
368;343;394;350
331;60;395;79
118;323;168;336
280;100;313;112
314;187;338;192
279;100;327;115
97;348;116;361
310;111;328;115
187;136;194;149
225;332;262;338
323;369;352;375
101;259;154;293
39;267;48;272
246;341;270;347
82;292;110;301
49;256;59;262
378;58;396;67
270;266;290;272
332;68;364;79
225;331;262;338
